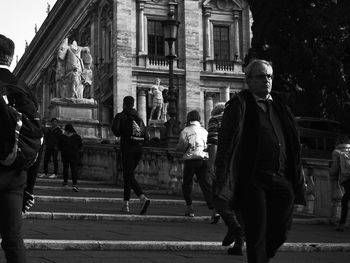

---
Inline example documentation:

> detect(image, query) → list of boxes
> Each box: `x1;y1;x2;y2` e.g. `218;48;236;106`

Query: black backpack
126;114;147;145
0;80;43;170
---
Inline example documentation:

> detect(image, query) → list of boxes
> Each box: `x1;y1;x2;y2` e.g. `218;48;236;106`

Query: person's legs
195;160;215;209
265;176;294;259
52;148;59;175
62;156;69;185
240;181;268;263
0;187;26;263
339;180;350;225
43;147;52;175
122;149;144;199
70;157;79;186
182;160;197;206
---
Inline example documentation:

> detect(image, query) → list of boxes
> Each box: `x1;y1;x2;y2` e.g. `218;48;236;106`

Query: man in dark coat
41;117;62;178
0;34;29;263
214;59;306;263
111;96;150;215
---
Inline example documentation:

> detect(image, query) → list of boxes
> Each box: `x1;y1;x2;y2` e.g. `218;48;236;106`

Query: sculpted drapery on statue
56;38;93;99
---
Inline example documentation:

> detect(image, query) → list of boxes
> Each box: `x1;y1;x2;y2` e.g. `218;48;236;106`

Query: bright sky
0;0;57;71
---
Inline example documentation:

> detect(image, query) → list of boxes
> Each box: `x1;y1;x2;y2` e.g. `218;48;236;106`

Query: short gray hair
244;59;272;79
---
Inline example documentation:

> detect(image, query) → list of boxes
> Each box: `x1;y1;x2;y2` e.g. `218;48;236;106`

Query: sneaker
222;225;243;246
48;174;57;179
72;185;79;192
38;173;47;178
185;205;195;217
210;210;221;224
140;198;150;215
121;203;130;213
227;244;244;256
62;182;68;188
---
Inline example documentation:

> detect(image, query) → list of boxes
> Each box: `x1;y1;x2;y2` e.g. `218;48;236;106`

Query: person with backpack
58;124;82;192
330;135;350;232
111;96;150;214
0;34;43;263
176;110;217;218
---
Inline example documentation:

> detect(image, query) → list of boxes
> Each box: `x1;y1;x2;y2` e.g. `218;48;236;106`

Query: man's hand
22;191;35;213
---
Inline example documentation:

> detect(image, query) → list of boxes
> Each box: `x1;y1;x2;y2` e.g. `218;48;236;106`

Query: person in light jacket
176;110;218;219
330;135;350;232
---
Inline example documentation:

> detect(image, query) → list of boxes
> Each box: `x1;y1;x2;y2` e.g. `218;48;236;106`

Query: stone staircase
1;176;349;262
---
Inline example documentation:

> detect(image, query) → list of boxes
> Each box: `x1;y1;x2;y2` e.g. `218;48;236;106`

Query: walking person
111;96;150;214
41;117;62;178
0;33;43;263
208;102;244;255
58;124;82;192
330;135;350;232
214;59;306;263
176;110;218;219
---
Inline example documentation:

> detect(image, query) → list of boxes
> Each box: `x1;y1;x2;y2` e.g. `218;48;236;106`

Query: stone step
34;195;205;205
20;239;350;252
24;211;332;225
20;220;350;252
35;185;172;195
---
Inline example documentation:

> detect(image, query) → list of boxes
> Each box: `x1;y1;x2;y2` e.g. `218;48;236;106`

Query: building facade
14;0;251;139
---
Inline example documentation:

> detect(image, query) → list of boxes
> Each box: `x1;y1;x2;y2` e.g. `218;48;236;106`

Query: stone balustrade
42;141;347;221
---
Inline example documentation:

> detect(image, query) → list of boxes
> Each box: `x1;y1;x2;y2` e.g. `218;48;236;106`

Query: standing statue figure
148;78;168;121
56;38;92;99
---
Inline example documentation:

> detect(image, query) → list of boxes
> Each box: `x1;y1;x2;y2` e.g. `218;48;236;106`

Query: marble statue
148;78;168;122
56;38;93;99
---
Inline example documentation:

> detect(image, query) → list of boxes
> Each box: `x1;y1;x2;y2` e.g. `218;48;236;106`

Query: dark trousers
240;174;294;263
0;170;27;263
182;159;214;209
43;146;58;175
122;147;143;201
340;179;350;224
62;155;79;185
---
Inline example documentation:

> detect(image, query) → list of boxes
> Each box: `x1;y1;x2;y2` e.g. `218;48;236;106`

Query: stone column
138;0;146;55
233;10;241;60
205;92;215;128
203;6;212;60
220;86;230;102
137;88;147;125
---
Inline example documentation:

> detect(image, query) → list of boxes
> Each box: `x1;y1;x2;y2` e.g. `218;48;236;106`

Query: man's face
51;120;58;128
247;63;273;98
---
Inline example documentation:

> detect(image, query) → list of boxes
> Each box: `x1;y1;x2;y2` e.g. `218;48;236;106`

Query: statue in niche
148;78;168;122
56;38;93;99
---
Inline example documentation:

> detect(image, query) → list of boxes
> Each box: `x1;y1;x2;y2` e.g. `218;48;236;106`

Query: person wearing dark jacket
111;96;150;215
41;118;62;178
214;59;306;263
0;33;33;263
58;124;82;192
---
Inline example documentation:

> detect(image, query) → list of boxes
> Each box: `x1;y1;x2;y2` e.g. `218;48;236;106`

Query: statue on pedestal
148;78;168;122
56;38;93;99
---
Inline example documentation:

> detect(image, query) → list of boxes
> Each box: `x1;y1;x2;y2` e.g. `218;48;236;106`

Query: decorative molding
203;0;242;10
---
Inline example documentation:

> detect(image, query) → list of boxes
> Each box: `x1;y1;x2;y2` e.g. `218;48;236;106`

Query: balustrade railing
41;140;346;220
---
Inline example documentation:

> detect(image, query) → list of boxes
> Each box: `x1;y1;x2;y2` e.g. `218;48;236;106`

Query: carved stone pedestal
49;98;100;138
148;119;165;140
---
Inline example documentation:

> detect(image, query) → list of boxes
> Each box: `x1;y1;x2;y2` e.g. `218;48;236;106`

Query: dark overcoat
214;89;306;209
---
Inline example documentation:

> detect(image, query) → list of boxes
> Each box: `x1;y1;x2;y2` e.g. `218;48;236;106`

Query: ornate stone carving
203;0;242;10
